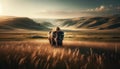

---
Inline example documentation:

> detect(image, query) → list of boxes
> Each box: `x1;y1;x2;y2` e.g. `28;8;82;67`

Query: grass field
0;30;120;42
0;30;120;69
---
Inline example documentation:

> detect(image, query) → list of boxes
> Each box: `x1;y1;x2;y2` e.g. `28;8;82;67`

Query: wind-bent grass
0;41;120;69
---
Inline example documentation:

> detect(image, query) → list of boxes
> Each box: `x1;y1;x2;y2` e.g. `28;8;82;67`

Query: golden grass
0;41;120;69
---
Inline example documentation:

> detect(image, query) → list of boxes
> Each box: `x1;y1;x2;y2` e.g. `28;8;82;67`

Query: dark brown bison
48;27;64;47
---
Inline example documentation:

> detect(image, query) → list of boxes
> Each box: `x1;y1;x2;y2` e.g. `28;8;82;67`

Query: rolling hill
0;15;120;32
0;16;49;31
60;15;120;30
39;22;54;28
32;18;55;28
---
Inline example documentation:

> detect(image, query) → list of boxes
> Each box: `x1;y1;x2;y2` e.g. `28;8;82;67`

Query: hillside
0;15;119;32
33;18;55;28
60;15;120;30
0;16;49;31
39;22;54;28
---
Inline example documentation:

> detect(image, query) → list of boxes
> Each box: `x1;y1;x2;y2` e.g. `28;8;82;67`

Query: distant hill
40;22;54;27
60;15;120;30
0;16;49;31
1;15;119;32
32;18;55;28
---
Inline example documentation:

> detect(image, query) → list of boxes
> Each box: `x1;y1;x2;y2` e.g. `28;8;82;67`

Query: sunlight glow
0;3;2;15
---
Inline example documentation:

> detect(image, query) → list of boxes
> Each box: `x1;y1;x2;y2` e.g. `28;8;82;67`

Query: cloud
87;9;94;12
87;5;120;12
36;10;93;18
87;5;106;12
95;5;105;12
84;5;120;17
35;5;120;18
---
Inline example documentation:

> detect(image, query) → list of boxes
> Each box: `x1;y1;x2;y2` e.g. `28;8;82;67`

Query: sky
0;0;120;19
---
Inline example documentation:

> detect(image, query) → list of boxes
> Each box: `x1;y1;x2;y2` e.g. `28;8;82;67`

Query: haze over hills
33;18;55;28
0;16;49;32
0;14;120;33
58;15;120;30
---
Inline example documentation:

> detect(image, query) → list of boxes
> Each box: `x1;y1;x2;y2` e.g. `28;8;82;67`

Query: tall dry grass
0;41;120;69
